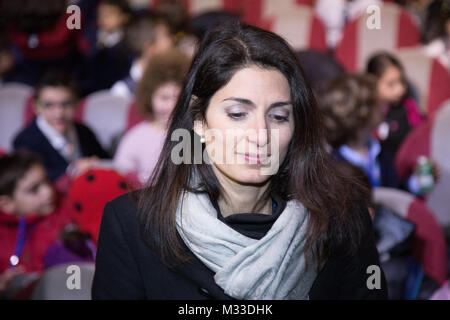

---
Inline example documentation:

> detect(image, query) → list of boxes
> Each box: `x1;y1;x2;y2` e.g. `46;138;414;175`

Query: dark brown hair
99;0;132;16
136;49;190;117
366;51;404;79
0;151;42;196
34;69;79;101
336;162;372;205
318;73;378;148
125;12;171;56
137;22;367;270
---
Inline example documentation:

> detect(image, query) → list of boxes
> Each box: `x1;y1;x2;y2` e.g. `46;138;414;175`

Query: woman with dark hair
92;22;387;300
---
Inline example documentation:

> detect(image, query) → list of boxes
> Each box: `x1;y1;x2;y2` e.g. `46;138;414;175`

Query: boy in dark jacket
13;70;109;182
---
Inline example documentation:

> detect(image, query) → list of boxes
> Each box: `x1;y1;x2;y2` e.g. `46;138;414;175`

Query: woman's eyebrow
222;97;292;108
222;97;254;106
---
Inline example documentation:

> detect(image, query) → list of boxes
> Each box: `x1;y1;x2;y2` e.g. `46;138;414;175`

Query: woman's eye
227;112;247;120
269;114;289;122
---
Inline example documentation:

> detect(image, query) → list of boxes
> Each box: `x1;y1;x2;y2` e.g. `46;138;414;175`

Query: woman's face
151;81;181;125
198;66;295;185
377;65;406;104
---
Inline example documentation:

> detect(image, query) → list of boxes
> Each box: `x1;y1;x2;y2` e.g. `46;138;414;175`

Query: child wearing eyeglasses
13;70;109;182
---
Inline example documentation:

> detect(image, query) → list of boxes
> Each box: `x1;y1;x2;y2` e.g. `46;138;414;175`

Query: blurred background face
200;66;295;185
155;24;174;53
151;81;181;125
11;164;55;216
144;24;174;58
35;86;77;135
97;3;129;32
377;65;406;104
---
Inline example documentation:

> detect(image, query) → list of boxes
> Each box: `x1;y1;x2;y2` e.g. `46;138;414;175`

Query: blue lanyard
10;218;27;268
366;153;380;188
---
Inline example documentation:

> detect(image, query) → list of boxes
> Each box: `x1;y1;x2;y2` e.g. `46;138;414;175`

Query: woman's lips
240;153;270;165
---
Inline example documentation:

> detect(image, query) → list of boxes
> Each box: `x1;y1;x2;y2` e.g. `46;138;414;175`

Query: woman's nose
247;115;269;147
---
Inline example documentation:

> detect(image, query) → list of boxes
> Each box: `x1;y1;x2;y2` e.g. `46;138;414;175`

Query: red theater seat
0;83;34;151
396;47;450;117
373;187;448;284
75;90;133;153
334;2;420;71
396;99;450;228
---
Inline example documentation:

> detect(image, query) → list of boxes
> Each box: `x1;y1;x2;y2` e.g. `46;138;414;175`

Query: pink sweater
113;121;166;184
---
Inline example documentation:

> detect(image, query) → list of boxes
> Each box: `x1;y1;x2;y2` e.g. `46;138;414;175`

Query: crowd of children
0;0;449;300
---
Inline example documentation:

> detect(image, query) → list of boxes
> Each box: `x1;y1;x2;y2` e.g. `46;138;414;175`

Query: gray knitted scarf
175;191;317;300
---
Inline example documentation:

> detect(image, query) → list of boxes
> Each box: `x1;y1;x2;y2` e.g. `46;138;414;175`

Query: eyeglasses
37;99;76;110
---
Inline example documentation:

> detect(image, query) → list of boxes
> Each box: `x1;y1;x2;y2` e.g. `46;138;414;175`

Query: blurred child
319;73;400;188
423;0;450;71
43;168;132;271
0;31;15;85
366;52;423;158
0;151;70;299
338;161;442;299
1;0;89;86
111;12;174;98
87;0;133;92
113;49;189;184
13;70;109;182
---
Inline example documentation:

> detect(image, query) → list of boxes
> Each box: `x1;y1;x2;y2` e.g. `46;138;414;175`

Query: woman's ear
191;95;206;137
193;119;205;137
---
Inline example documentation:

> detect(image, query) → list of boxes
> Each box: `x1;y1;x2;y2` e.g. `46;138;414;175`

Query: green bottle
416;156;434;194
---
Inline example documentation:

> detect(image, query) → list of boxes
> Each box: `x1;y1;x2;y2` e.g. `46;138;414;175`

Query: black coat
13;119;109;181
92;193;388;300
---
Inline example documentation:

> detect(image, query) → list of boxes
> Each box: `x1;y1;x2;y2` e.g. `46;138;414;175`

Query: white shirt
110;61;143;98
36;116;81;162
424;38;450;71
97;29;124;48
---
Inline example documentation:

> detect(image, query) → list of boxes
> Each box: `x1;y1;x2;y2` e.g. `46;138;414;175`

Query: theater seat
395;99;450;228
373;187;448;284
125;101;146;132
396;47;450;116
334;2;420;71
259;2;328;51
75;90;132;153
0;83;34;152
31;262;95;300
188;0;327;51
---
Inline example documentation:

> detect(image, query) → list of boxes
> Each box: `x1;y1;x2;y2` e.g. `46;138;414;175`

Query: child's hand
70;156;100;176
0;266;25;297
431;161;440;182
